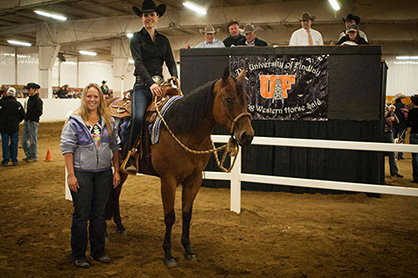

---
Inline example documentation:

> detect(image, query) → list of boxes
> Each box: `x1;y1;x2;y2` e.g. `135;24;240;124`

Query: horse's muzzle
237;131;254;146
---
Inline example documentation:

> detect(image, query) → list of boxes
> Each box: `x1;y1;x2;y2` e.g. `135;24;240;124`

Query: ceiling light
35;10;67;21
183;1;207;15
7;40;32;47
79;50;97;56
328;0;340;11
396;56;418;60
126;33;134;38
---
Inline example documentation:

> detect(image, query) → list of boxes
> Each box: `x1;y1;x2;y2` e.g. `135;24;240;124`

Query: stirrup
120;149;139;175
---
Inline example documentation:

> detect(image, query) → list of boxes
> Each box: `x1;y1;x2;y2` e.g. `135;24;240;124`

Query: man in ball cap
239;23;267;46
338;14;368;42
21;82;43;163
0;87;25;166
185;24;225;48
289;12;324;46
122;0;178;174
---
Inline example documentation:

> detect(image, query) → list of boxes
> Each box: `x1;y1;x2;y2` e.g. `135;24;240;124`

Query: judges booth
180;46;386;193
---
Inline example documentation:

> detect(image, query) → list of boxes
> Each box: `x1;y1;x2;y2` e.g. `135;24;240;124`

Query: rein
153;93;250;173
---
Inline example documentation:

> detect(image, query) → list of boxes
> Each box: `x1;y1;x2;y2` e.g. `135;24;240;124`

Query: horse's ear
221;67;230;86
237;69;246;83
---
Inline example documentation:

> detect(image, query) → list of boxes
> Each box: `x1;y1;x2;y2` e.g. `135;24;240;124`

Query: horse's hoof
184;253;196;261
164;258;177;268
117;229;127;236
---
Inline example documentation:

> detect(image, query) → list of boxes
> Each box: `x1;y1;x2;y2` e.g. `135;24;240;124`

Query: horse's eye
225;98;232;104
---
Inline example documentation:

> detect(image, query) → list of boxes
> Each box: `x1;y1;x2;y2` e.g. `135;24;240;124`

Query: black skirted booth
180;46;386;194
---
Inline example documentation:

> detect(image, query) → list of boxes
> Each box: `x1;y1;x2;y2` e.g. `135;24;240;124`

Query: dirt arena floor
1;121;418;278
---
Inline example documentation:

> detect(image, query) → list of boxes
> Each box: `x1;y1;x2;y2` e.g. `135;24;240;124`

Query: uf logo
259;75;295;102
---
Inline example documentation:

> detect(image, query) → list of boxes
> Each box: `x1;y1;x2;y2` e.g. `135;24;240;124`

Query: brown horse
151;68;254;267
106;68;254;267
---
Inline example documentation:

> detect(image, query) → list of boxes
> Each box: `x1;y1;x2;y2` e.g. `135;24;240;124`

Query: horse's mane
164;80;216;135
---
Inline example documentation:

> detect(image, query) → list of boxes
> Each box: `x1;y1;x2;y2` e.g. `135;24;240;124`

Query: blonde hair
76;82;113;135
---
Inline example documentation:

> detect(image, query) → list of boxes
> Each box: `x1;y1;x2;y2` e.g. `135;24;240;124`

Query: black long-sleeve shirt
130;27;178;88
407;108;418;134
25;93;43;122
0;96;25;133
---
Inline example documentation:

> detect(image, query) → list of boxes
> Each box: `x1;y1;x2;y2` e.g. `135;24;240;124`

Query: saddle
117;77;183;176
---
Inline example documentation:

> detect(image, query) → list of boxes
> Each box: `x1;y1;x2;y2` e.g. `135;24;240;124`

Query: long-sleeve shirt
195;40;225;48
289;28;324;46
407;108;418;134
130;27;178;88
25;93;43;122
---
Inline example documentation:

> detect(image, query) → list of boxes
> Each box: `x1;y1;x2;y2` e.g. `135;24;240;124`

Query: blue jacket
60;114;121;172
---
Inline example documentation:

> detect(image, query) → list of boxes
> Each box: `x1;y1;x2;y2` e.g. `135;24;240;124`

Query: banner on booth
230;54;329;120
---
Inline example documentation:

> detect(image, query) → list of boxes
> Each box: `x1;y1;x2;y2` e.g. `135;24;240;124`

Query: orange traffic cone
45;149;53;162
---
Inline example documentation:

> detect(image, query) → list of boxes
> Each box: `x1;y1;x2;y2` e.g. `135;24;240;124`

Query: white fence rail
203;135;418;214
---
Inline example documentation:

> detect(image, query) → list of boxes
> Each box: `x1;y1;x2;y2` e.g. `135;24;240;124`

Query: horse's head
213;68;254;146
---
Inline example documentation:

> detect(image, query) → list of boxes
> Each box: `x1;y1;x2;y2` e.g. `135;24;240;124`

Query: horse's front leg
161;177;177;268
181;173;202;261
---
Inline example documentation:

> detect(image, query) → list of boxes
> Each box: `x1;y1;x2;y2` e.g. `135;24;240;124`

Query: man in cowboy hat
238;23;267;46
289;12;324;46
122;0;178;174
21;82;42;163
223;19;245;47
184;24;225;49
338;14;368;42
392;93;408;159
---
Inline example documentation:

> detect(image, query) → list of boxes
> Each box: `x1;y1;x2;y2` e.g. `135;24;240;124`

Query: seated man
184;24;225;49
336;24;369;45
239;24;267;46
223;19;245;47
289;12;323;46
338;14;368;42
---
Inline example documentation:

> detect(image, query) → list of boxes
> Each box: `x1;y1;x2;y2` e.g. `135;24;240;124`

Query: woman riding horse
122;0;178;174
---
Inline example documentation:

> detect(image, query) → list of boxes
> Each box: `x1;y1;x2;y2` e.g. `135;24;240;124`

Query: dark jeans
383;132;399;176
70;169;113;261
126;82;152;153
393;127;406;158
410;134;418;181
1;132;19;163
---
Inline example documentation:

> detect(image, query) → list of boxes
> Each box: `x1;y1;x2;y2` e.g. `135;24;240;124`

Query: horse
106;68;254;267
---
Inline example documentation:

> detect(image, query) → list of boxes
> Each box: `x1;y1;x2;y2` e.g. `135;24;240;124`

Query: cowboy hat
299;12;316;22
393;93;406;100
199;24;219;34
23;82;40;89
343;14;360;24
243;23;260;33
132;0;166;18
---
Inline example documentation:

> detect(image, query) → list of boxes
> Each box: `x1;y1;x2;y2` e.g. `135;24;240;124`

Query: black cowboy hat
23;82;40;89
343;14;360;24
132;0;166;18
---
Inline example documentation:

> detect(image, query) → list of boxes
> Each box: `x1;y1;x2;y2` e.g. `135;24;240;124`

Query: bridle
153;80;252;173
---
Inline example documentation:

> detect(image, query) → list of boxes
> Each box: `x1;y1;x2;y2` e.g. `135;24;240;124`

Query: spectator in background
338;14;368;43
289;12;323;46
185;24;225;49
392;93;408;159
239;23;268;46
21;82;43;163
0;87;25;166
407;95;418;183
57;84;69;98
336;24;369;45
223;20;245;47
101;80;110;99
384;104;403;178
